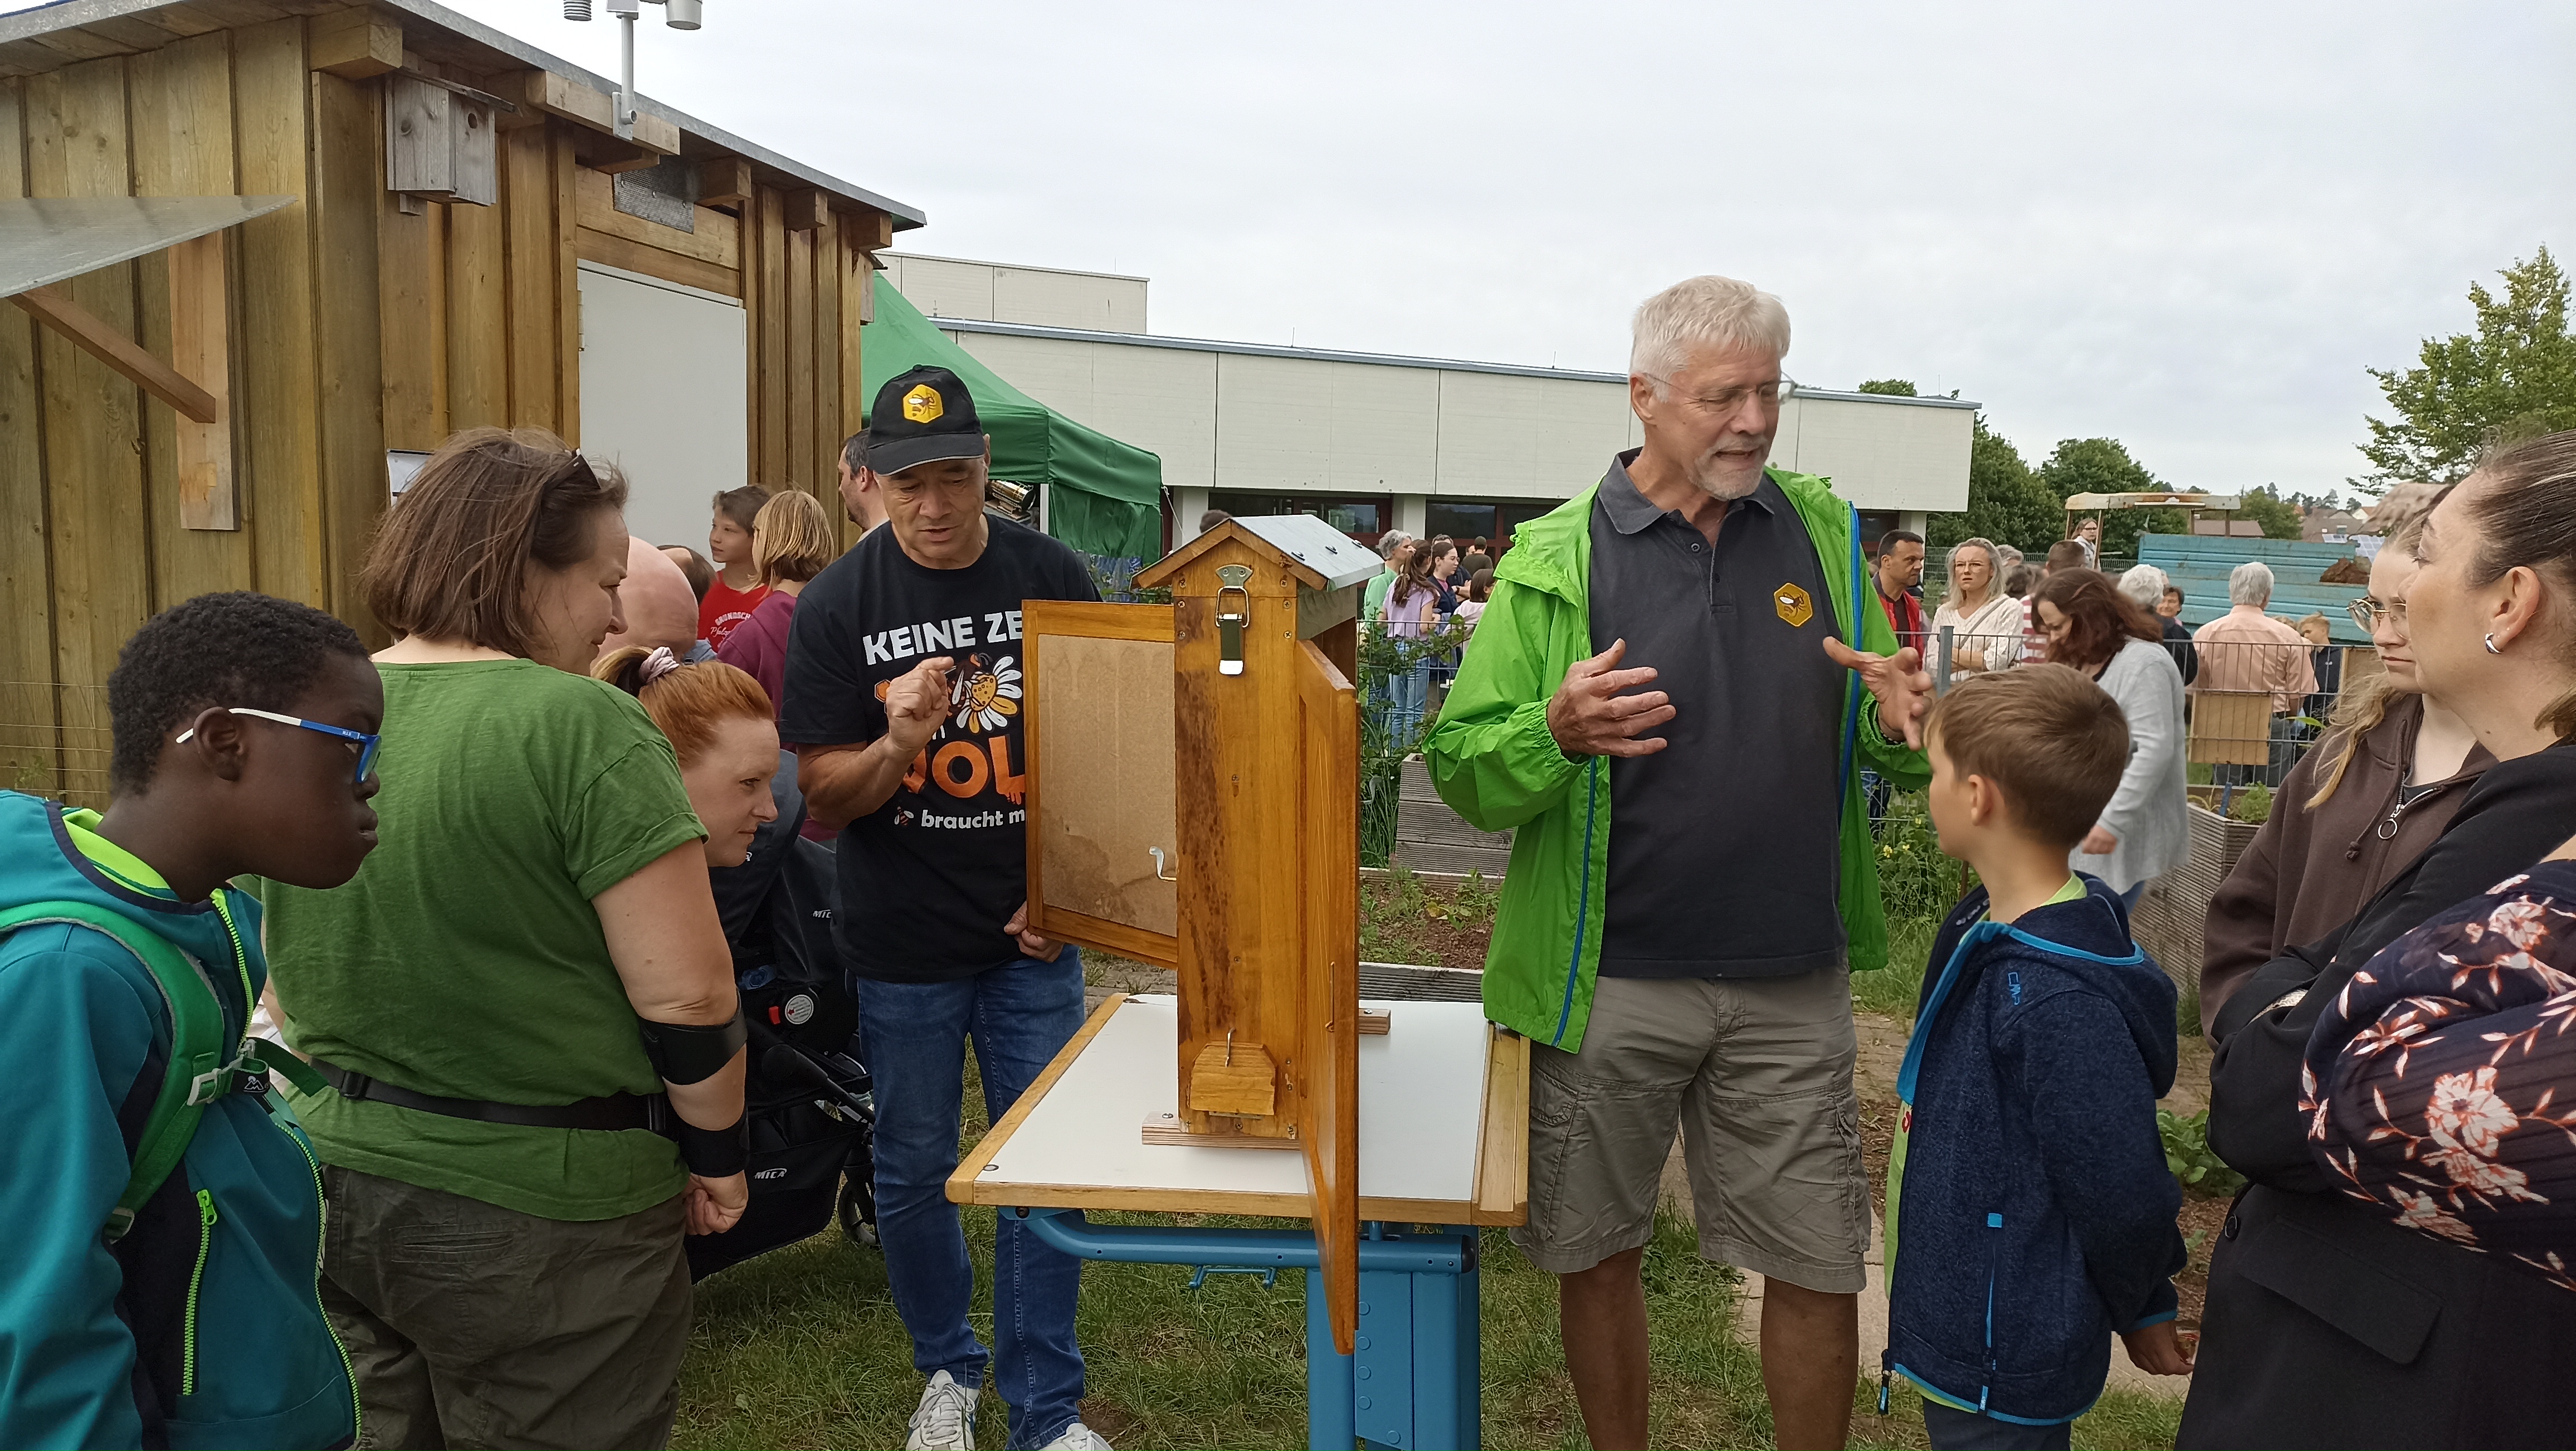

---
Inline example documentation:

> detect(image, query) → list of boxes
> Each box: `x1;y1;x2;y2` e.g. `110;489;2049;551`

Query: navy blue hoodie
1883;875;2184;1425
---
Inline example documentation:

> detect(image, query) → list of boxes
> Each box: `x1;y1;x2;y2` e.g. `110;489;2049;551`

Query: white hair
2116;564;2169;611
2228;559;2276;606
1377;531;1413;561
1630;275;1792;380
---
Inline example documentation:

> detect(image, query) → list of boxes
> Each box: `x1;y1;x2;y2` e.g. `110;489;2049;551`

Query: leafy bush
2158;1108;2245;1197
2227;782;2273;825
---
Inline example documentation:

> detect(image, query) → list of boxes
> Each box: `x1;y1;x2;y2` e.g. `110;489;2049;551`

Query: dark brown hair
662;544;715;602
362;427;627;657
713;484;772;533
2459;430;2576;738
1926;664;2129;849
2032;568;2160;672
1393;534;1455;609
2045;538;2091;572
592;647;776;757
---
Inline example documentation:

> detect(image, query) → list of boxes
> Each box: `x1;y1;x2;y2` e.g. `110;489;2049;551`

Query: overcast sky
22;0;2569;496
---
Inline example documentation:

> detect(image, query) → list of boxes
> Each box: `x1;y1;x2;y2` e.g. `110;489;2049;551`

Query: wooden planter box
2131;803;2263;1006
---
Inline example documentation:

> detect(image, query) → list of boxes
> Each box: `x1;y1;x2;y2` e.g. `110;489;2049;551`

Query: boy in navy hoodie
1884;665;2192;1449
0;593;380;1448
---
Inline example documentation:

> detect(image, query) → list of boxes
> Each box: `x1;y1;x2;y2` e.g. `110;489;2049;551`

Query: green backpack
0;899;320;1241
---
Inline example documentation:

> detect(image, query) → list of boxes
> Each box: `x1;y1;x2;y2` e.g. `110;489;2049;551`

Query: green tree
2360;247;2576;485
2237;486;2305;541
1928;416;2061;557
2034;437;2188;561
1856;378;1919;396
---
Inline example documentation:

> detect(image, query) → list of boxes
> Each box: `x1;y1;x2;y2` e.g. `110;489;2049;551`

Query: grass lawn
674;1051;2185;1450
676;1204;2184;1450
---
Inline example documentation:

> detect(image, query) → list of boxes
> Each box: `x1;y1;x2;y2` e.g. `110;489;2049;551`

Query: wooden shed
0;0;923;802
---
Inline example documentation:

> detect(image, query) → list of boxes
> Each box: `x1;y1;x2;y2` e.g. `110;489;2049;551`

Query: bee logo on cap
902;383;945;423
1774;582;1813;627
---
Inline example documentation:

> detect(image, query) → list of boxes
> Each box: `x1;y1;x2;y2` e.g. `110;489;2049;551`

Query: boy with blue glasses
0;591;382;1448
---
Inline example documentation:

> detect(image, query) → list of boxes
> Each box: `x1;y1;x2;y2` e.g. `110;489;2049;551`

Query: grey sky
19;0;2570;497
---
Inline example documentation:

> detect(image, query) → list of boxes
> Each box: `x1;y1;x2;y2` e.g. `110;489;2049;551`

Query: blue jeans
856;950;1087;1448
1386;659;1430;743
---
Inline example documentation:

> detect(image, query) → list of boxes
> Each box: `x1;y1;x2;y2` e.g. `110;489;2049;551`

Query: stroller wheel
836;1174;879;1250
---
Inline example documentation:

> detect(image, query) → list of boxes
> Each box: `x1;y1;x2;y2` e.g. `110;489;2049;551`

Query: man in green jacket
1426;276;1932;1451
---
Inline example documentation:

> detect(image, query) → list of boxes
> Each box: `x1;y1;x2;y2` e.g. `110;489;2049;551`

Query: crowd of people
6;265;2574;1451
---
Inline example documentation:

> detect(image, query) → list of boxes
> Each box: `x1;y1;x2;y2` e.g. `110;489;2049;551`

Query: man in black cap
780;366;1109;1451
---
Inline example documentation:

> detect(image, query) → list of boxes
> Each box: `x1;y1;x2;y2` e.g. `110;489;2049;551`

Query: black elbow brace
638;1011;748;1084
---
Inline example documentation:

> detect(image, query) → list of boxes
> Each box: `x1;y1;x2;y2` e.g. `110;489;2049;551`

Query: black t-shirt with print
778;517;1100;981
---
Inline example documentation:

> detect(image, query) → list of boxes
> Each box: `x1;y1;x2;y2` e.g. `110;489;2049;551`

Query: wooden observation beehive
1019;514;1380;1348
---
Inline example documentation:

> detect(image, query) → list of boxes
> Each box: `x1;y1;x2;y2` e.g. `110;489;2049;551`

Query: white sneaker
1040;1422;1113;1450
905;1370;978;1450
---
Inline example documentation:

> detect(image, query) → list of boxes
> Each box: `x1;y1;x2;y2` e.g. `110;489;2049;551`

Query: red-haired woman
2032;568;2188;907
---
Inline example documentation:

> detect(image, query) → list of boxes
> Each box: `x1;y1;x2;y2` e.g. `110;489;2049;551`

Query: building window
1428;498;1563;559
1208;492;1394;547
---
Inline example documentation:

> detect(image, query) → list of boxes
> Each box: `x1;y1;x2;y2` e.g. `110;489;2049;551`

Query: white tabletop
955;995;1520;1222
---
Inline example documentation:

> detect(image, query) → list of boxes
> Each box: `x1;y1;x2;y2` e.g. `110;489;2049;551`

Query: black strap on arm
638;1011;749;1084
669;1111;749;1177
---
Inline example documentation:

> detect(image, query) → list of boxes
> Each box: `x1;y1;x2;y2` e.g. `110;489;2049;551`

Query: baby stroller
685;754;879;1281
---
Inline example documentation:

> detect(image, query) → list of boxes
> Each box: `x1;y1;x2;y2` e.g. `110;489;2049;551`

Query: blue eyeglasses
175;708;381;783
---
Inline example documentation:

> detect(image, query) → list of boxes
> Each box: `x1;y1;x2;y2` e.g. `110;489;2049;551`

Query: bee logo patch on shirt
1774;581;1814;627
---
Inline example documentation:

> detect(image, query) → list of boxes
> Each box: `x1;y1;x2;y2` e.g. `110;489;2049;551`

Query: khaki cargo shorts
1511;967;1868;1293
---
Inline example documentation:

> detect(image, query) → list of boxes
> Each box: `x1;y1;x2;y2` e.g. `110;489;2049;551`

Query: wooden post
168;233;234;529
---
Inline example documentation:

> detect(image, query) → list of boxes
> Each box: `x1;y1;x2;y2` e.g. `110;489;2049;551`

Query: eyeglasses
176;708;381;783
1642;373;1799;415
2346;596;2407;634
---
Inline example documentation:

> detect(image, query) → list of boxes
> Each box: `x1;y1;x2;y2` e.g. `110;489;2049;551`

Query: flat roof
930;315;1982;407
0;0;925;228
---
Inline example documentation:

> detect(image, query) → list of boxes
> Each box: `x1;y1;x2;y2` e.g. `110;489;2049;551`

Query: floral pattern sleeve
2304;860;2576;1292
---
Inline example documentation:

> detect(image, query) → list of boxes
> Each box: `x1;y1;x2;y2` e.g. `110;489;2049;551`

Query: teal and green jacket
1423;470;1929;1051
0;793;358;1449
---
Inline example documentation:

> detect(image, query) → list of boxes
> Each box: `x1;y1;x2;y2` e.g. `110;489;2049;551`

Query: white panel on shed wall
1781;399;1973;512
991;266;1147;333
577;264;748;555
1324;360;1440;492
1217;355;1440;493
1433;370;1633;499
893;256;997;321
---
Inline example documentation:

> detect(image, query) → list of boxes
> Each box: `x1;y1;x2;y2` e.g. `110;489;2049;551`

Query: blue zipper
1551;755;1600;1046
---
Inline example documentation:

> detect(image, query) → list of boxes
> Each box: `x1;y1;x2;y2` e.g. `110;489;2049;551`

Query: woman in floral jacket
2305;851;2576;1291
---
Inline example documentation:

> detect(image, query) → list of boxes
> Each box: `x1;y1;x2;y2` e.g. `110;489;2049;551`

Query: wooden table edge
948;990;1128;1205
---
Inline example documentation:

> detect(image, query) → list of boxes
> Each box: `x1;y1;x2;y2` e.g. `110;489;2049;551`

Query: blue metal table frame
1016;1209;1481;1450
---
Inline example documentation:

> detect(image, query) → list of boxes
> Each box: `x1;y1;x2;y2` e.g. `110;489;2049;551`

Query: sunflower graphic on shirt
951;654;1023;734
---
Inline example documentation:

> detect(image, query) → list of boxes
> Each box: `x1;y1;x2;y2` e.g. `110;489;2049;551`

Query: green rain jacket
1423;469;1930;1052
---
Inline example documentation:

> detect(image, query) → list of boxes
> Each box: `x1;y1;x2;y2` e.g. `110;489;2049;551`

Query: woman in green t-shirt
263;428;748;1450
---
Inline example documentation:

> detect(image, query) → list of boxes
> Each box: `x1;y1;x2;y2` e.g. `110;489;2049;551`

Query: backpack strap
0;901;233;1242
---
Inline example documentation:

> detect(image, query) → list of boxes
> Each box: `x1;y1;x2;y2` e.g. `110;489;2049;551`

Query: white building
880;253;1975;551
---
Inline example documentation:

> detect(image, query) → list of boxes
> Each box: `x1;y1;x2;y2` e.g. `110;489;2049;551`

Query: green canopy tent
860;277;1164;564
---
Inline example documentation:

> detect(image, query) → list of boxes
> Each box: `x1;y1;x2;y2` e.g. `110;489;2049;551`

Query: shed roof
0;193;292;296
0;0;924;228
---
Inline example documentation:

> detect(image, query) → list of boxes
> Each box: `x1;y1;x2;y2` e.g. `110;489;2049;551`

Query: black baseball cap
866;365;987;476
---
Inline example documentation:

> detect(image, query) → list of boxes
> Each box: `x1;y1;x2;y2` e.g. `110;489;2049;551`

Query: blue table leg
1012;1209;1479;1450
1307;1268;1357;1451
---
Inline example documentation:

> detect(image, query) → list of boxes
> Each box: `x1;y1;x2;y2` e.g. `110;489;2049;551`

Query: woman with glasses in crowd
2184;431;2576;1448
2195;514;2491;1031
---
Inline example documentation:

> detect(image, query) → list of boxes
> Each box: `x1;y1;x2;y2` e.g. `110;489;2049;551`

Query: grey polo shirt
1587;452;1847;978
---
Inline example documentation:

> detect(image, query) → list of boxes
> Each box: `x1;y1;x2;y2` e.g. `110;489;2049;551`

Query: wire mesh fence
2;680;114;807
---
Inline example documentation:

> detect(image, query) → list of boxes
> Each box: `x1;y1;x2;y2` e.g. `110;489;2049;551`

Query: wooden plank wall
2;13;879;800
0;17;381;801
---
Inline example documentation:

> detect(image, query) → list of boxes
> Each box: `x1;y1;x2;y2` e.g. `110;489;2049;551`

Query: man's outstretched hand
1547;639;1675;758
1823;637;1934;749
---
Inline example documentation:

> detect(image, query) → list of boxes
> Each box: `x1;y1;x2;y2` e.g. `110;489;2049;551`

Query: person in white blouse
1929;537;2026;676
